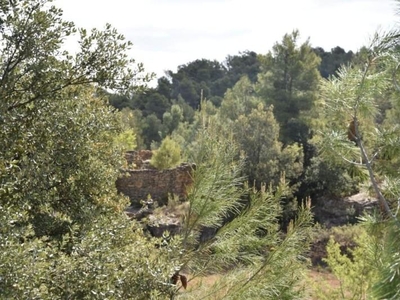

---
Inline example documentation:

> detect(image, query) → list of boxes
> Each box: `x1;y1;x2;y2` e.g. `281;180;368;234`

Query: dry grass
306;268;342;300
308;269;341;289
175;268;342;299
175;273;227;299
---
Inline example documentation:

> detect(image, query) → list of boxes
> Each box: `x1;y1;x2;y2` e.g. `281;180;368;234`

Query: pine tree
317;26;400;299
171;108;314;299
257;30;321;145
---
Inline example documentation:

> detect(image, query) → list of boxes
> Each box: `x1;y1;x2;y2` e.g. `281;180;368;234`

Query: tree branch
358;129;394;219
340;155;364;166
7;76;93;111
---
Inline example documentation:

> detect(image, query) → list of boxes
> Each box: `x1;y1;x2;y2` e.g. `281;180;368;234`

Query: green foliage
142;113;163;148
109;88;171;119
151;136;182;170
231;103;303;191
165;53;261;110
312;227;378;299
182;116;246;236
8;1;400;299
174;95;196;124
162;104;184;137
0;86;180;298
219;76;261;121
119;108;146;149
224;51;261;84
317;31;400;216
179;193;313;300
173;113;314;299
0;204;181;299
320;66;384;131
368;217;400;299
108;92;132;110
0;1;180;298
257;30;321;145
113;129;137;152
316;17;400;300
169;59;226;108
303;156;358;197
313;46;354;79
143;93;171;119
1;86;126;235
318;224;366;246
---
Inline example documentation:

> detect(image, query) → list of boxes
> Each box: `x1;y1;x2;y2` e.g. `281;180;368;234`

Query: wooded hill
108;33;365;205
2;0;400;298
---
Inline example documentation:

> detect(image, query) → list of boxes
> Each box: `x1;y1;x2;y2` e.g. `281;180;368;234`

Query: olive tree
0;1;178;298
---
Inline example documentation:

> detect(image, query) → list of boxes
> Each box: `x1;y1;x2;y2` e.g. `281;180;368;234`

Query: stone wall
116;162;194;207
125;150;153;169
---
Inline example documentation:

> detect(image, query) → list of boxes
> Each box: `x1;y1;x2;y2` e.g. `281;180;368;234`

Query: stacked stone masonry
124;150;153;169
116;151;194;207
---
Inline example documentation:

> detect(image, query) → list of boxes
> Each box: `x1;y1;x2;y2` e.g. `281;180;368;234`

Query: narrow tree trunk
359;141;393;219
353;117;393;219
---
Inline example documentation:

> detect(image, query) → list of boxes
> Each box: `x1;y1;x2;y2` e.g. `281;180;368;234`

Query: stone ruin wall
124;150;153;169
116;151;194;207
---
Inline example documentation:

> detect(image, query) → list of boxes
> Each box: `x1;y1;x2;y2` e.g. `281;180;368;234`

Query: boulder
313;191;378;227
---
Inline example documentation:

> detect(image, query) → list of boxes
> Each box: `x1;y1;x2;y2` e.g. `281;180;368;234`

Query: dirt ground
177;268;341;299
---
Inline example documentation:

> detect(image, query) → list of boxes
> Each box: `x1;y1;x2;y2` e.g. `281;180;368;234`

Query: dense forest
109;35;358;203
2;0;400;299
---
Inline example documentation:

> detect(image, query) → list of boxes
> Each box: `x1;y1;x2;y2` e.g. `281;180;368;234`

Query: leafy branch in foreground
318;31;400;218
0;0;151;113
171;110;313;299
317;28;400;299
0;1;180;299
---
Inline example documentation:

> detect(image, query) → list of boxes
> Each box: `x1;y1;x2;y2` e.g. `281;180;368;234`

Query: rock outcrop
312;192;378;227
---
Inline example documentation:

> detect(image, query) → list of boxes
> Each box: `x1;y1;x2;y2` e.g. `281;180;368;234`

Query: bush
113;129;137;152
303;157;358;198
309;224;379;300
151;136;181;169
0;1;178;298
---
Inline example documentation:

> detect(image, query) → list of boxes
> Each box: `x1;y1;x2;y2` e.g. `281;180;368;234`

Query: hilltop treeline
108;31;363;203
3;0;400;297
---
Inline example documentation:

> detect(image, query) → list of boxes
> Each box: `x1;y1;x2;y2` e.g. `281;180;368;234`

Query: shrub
310;224;379;300
151;136;181;169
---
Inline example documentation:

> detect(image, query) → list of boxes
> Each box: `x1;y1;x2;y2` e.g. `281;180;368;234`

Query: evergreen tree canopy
257;30;321;145
313;46;354;79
